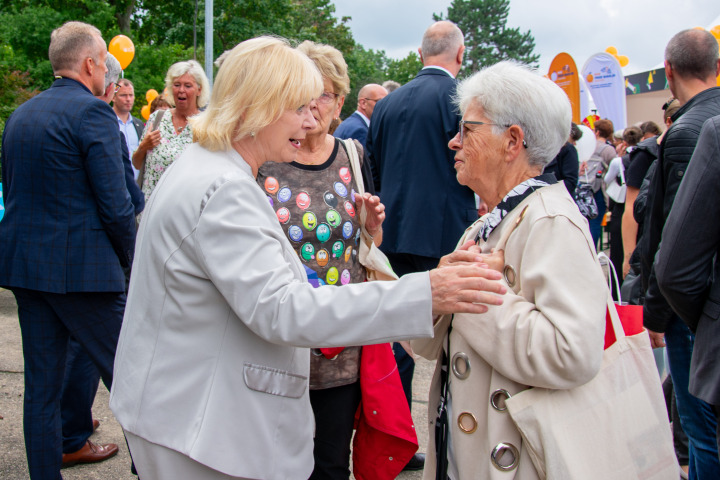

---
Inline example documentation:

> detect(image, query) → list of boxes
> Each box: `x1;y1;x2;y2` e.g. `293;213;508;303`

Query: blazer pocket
701;296;720;323
243;362;307;399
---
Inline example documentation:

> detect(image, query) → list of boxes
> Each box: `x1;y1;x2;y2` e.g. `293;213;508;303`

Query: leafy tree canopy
0;0;426;126
434;0;539;75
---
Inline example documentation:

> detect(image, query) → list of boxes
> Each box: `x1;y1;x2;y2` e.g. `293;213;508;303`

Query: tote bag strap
598;252;622;304
342;139;369;229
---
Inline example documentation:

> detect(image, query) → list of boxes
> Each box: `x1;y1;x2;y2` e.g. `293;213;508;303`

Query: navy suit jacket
366;68;476;259
120;131;145;215
334;111;369;147
0;78;136;293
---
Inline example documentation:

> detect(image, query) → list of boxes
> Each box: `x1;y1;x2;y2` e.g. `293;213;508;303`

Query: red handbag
599;253;644;349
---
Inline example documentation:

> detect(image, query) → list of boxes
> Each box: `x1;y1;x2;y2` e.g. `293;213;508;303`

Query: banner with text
582;53;627;130
548;53;581;123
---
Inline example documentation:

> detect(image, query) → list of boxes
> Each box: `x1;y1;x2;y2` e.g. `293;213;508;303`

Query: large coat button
457;412;477;434
451;352;471;379
491;442;520;471
490;389;511;412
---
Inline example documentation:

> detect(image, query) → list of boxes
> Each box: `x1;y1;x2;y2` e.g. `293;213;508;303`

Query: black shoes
403;452;426;471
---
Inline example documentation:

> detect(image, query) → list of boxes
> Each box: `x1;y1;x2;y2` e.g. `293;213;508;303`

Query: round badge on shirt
288;225;303;242
326;267;339;285
302;212;318;231
296;191;311;210
277;187;292;203
339;167;352;185
300;243;315;261
316;223;331;243
276;207;290;224
265;177;279;194
334;182;348;198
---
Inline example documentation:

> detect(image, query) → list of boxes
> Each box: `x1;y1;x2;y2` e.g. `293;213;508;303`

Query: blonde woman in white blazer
109;37;506;480
413;62;608;480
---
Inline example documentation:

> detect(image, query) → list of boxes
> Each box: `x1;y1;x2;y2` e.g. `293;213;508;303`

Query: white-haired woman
132;59;210;201
110;37;505;480
414;61;608;479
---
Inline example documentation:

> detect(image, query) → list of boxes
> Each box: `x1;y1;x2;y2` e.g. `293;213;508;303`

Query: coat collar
51;77;92;95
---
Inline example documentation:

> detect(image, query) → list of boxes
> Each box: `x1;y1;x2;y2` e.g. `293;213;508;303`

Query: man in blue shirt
113;78;144;180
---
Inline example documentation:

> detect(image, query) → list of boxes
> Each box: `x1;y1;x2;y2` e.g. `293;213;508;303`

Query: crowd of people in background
1;16;720;480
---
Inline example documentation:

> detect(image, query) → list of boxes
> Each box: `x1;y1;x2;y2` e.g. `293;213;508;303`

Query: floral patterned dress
140;109;194;202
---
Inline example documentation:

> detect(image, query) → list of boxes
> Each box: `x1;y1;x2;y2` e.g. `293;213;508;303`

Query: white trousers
125;431;253;480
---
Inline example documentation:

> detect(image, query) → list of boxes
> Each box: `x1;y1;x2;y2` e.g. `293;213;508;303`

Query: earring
250;132;255;138
522;140;528;148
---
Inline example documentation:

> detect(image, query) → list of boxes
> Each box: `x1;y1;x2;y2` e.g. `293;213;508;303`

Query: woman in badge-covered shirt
257;41;400;480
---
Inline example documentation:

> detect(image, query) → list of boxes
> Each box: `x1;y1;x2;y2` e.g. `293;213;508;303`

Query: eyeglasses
113;83;121;94
459;120;506;145
458;120;528;148
316;91;340;105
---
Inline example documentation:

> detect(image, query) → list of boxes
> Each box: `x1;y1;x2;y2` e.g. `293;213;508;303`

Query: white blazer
110;144;433;479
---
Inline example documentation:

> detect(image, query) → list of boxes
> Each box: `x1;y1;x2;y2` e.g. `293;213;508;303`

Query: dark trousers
309;382;362;480
383;252;440;409
61;336;100;453
11;288;125;480
608;201;624;299
588;190;607;250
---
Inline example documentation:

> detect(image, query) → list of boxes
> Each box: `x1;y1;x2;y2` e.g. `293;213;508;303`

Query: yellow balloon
711;25;720;41
605;46;618;55
618;55;629;67
146;89;159;104
109;35;135;70
141;104;150;121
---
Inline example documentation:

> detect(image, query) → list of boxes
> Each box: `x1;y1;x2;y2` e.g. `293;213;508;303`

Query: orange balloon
711;25;720;41
605;46;618;55
146;89;158;104
617;55;629;67
109;35;135;70
141;104;150;121
693;26;706;30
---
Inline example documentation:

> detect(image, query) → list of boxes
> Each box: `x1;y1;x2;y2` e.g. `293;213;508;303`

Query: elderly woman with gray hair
132;59;211;201
413;61;608;479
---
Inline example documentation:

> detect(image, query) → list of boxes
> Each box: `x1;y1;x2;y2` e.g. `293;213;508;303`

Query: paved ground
0;288;434;479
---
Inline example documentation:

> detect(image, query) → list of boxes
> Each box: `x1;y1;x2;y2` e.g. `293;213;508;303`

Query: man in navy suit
0;21;135;478
333;83;388;148
366;20;475;471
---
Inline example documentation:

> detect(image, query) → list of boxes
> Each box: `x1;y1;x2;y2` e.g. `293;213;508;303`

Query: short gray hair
164;60;211;108
104;52;121;88
49;21;102;73
421;21;464;59
665;29;719;81
455;61;571;167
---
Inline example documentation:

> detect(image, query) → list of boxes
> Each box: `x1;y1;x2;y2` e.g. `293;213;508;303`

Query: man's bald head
419;21;465;75
665;29;720;82
357;83;388;119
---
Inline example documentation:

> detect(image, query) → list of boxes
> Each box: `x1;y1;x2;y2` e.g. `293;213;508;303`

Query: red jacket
352;343;419;480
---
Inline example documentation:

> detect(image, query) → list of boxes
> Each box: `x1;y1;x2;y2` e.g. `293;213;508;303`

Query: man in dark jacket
641;28;720;478
656;114;720;455
366;20;472;471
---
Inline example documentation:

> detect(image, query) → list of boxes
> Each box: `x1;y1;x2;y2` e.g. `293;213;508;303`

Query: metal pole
205;0;214;88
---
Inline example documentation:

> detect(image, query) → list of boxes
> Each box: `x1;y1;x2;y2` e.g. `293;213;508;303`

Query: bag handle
342;139;371;235
598;252;622;304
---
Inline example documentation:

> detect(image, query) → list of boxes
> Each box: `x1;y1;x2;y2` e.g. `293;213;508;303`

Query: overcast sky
332;0;720;76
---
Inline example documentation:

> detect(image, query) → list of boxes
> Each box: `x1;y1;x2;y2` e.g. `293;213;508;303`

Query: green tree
385;52;423;86
434;0;539;75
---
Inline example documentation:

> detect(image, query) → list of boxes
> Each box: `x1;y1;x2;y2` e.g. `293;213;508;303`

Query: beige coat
414;183;607;479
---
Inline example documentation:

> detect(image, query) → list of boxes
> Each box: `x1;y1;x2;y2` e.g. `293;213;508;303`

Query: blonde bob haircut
296;40;350;96
192;37;323;152
164;59;211;109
